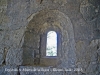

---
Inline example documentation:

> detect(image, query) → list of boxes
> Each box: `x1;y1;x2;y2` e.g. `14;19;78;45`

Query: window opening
46;31;57;56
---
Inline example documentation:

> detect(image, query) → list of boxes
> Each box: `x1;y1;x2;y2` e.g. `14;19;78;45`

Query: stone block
0;53;4;65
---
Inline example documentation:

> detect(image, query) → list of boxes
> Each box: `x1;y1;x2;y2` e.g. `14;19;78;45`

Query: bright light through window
46;31;57;56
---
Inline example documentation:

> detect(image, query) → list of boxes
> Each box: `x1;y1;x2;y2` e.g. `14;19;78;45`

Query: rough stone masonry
0;0;100;75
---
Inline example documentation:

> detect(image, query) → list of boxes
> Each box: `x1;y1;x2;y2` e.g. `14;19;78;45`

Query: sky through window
46;31;57;56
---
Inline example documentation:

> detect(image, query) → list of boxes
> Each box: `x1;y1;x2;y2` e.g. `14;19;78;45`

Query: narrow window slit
46;31;57;56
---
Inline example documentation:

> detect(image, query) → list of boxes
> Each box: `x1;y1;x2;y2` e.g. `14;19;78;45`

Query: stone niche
22;9;76;68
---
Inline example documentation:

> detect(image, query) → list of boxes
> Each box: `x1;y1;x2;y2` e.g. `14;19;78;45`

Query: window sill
42;56;58;58
40;56;58;66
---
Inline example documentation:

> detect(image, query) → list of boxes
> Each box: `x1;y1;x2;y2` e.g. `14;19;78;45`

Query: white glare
46;31;57;56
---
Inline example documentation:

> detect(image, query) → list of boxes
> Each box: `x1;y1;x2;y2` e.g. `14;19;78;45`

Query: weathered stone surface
80;0;96;21
75;39;100;75
53;0;67;6
0;66;18;75
0;53;3;65
0;0;100;75
6;48;22;65
0;0;8;23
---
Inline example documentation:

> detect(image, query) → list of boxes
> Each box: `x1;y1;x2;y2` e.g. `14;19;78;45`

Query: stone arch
22;9;76;67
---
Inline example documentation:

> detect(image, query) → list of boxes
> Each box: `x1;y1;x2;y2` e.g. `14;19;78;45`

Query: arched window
46;31;57;56
39;29;61;66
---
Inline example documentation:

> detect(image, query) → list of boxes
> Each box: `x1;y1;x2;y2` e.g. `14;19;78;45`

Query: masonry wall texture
0;0;100;75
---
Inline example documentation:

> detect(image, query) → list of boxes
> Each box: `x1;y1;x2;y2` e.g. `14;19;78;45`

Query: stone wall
0;0;100;75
